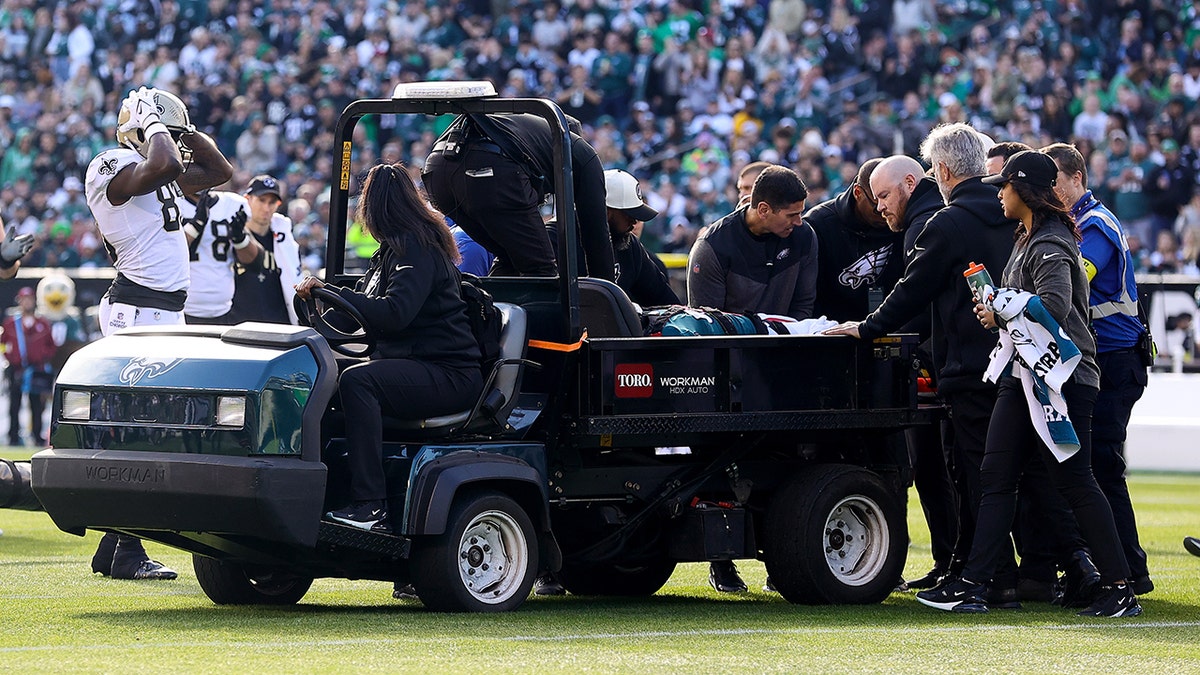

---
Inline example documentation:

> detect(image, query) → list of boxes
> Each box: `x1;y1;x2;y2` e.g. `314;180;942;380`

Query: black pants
1092;348;1149;579
943;388;1018;584
905;419;958;569
6;367;47;446
1013;456;1089;583
424;147;556;277
338;358;483;502
964;378;1131;586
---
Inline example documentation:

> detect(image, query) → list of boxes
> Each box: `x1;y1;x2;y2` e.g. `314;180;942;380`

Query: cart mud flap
31;448;326;547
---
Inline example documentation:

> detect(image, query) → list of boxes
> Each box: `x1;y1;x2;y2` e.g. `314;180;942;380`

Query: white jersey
85;147;190;295
183;191;249;319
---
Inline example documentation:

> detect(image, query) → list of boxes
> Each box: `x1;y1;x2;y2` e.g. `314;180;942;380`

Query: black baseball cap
981;150;1058;189
245;174;283;199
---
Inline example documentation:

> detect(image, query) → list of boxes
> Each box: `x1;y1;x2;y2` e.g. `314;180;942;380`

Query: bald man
828;125;1021;604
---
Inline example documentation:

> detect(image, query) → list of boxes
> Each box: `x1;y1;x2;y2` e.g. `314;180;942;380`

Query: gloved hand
117;88;167;141
0;225;34;267
228;207;249;247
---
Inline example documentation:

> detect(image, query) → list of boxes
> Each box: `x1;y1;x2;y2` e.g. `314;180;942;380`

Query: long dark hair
356;162;460;264
1009;180;1082;244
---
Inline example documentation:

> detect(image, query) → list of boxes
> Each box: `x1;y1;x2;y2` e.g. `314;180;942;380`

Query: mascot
37;271;87;373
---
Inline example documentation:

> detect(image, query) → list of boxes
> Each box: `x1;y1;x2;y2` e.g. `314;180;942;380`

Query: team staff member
687;165;816;319
805;158;905;321
85;85;233;580
1043;142;1153;595
296;163;483;531
423;113;614;282
230;175;301;324
605;169;678;306
181;188;261;324
828;127;1018;600
920;150;1141;618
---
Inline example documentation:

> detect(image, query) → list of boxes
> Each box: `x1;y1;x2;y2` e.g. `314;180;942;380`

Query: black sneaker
325;501;389;531
1077;582;1142;618
708;561;747;593
916;576;988;613
1052;549;1101;608
1130;575;1154;595
762;576;777;593
534;573;565;596
111;559;178;580
901;567;948;591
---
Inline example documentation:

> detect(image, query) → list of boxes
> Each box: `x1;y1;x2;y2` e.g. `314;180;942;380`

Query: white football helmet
115;88;194;160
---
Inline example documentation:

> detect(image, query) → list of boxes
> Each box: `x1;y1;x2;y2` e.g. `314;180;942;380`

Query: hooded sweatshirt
859;176;1017;395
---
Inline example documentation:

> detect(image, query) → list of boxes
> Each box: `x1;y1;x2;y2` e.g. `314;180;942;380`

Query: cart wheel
412;490;538;612
556;559;677;596
193;555;313;605
763;464;906;605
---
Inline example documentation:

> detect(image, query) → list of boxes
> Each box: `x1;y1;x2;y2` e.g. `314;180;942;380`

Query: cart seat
386;302;528;435
579;278;641;338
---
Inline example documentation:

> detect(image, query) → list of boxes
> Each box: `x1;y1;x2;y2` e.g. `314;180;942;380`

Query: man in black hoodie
827;124;1018;600
805;157;904;321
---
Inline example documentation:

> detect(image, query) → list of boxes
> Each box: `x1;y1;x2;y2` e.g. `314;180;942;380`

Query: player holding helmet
83;86;233;580
85;86;233;336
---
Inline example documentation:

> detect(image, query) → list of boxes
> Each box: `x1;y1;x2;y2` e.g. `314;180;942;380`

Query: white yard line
2;621;1198;652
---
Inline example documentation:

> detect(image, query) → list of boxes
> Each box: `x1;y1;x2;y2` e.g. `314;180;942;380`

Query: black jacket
615;235;679;306
804;186;905;322
331;234;480;369
860;177;1016;394
687;206;818;319
474;113;615;282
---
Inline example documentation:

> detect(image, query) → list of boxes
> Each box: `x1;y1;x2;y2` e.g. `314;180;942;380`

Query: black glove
228;207;249;247
0;225;34;268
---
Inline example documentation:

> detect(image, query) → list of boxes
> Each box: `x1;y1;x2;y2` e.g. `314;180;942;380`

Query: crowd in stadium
3;0;1200;276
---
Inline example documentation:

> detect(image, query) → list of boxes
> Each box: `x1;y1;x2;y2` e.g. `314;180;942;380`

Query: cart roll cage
325;90;583;342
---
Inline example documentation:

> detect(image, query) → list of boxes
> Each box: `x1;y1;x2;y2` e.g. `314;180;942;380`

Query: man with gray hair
828;123;1020;605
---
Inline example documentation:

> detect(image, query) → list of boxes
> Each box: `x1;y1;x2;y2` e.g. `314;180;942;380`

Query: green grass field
2;448;1198;674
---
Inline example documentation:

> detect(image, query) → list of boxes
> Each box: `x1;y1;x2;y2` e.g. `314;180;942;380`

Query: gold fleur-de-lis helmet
115;88;194;162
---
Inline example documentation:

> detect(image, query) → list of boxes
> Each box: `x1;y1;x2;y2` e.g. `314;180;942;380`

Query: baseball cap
1161;138;1180;152
16;287;34;298
982;150;1058;189
604;169;658;222
63;176;83;191
245;174;283;199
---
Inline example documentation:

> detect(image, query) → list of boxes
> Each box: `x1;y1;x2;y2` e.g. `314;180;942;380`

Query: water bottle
963;262;999;333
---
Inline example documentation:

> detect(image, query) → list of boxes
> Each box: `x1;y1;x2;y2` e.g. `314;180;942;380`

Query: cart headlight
215;396;246;429
62;390;91;421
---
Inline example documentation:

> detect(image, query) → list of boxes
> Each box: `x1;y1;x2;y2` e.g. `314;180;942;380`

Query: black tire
192;555;313;605
763;464;907;605
556;559;677;596
411;490;538;612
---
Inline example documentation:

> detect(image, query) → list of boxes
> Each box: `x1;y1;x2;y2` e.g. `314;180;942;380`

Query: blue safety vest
1072;191;1143;352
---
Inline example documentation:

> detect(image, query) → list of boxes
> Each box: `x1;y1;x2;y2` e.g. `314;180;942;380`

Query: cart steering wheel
296;286;377;358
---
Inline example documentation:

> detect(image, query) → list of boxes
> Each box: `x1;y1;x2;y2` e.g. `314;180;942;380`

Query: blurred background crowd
3;0;1200;276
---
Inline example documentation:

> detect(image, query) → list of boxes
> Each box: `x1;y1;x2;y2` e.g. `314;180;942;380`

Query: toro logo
614;363;654;398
